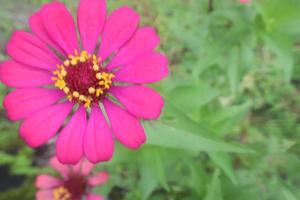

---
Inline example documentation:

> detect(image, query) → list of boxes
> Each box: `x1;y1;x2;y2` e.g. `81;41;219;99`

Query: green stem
208;0;214;13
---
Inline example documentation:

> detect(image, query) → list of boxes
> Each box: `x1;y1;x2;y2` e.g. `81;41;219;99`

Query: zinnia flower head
36;157;108;200
240;0;251;4
0;0;168;164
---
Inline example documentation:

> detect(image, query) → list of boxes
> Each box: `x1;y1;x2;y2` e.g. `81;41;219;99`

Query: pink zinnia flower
35;157;108;200
240;0;251;4
0;0;168;164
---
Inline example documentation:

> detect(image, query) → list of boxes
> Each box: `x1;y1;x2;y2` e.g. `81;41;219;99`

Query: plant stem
208;0;214;13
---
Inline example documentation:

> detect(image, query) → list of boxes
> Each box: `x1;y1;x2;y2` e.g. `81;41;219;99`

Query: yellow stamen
79;95;87;101
96;73;102;80
88;87;96;94
72;91;79;98
79;56;86;62
71;59;77;66
63;87;70;94
102;73;108;78
55;80;66;89
53;186;71;200
93;64;99;71
81;51;89;59
93;55;97;61
64;60;70;66
84;97;92;108
60;69;67;77
96;89;103;97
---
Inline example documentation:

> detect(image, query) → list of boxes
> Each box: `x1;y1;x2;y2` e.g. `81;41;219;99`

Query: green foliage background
1;0;300;199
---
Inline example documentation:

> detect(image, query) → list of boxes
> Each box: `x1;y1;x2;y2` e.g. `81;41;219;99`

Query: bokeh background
1;0;300;199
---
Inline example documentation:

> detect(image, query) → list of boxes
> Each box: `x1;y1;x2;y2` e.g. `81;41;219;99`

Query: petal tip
56;153;80;165
88;153;113;164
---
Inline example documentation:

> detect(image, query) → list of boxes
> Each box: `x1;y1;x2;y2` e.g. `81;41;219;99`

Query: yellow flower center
52;50;114;108
53;186;71;200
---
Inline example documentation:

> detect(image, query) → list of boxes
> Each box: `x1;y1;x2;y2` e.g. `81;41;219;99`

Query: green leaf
259;0;300;35
204;170;223;200
139;148;169;200
226;46;239;94
168;84;219;112
140;163;158;200
209;152;237;184
161;101;215;136
264;33;293;83
0;151;14;165
145;122;254;154
0;84;7;109
281;187;298;200
210;103;250;137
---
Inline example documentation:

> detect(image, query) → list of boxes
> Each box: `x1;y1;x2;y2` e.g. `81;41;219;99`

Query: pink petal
56;106;87;165
0;60;53;88
88;172;109;186
20;102;73;148
110;86;164;119
98;6;139;60
108;27;160;70
36;190;53;200
50;157;69;179
73;159;95;176
84;105;114;163
29;10;65;56
3;88;64;121
71;161;82;174
103;99;146;149
78;0;106;53
35;174;62;189
7;30;60;71
87;193;104;200
240;0;251;3
114;52;169;84
40;2;79;55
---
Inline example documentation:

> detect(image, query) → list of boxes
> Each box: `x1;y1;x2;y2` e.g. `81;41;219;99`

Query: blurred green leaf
209;103;251;137
281;188;298;200
168;84;219;112
204;170;223;200
145;122;253;154
162;101;214;136
140;148;169;200
210;153;237;184
0;152;14;165
226;46;240;94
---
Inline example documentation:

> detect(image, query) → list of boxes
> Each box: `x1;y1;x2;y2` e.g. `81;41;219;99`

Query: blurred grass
1;0;300;200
